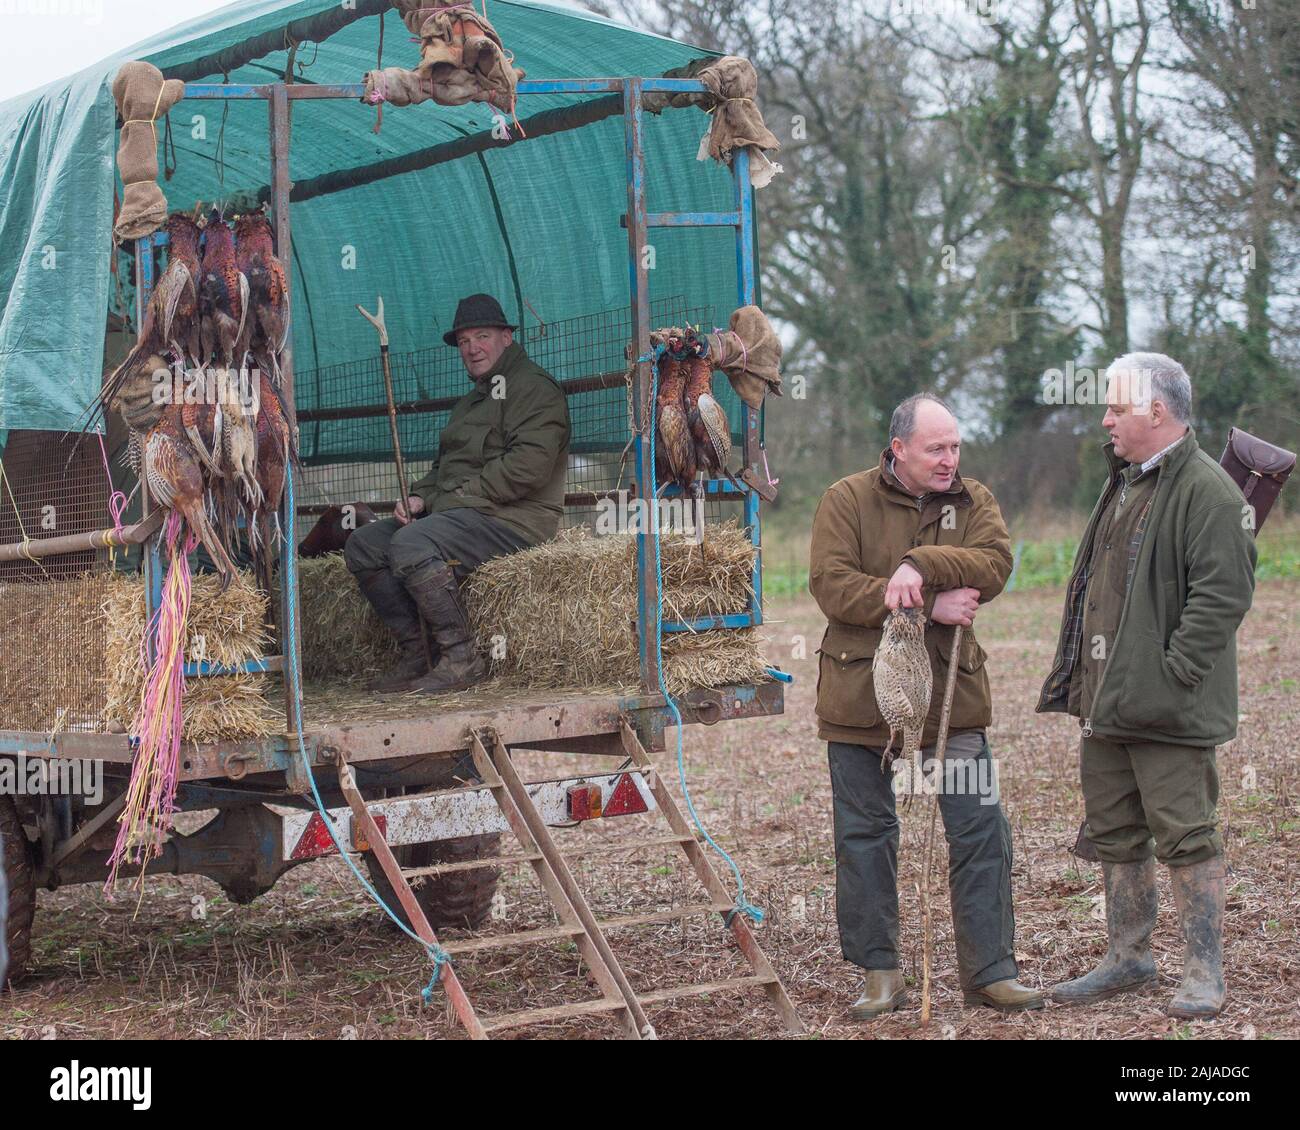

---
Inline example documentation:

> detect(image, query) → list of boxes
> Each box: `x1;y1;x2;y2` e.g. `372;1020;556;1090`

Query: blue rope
285;576;453;1004
646;343;764;926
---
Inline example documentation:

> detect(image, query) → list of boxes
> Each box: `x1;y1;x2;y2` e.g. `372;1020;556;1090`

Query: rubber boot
963;979;1045;1012
1052;858;1159;1005
354;568;431;692
402;562;487;695
1167;858;1226;1019
849;970;907;1019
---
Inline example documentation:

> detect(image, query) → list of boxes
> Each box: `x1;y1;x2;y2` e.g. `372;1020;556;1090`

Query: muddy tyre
1;796;35;986
364;833;501;933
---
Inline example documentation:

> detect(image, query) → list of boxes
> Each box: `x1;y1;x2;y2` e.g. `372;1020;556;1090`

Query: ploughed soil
3;582;1296;1040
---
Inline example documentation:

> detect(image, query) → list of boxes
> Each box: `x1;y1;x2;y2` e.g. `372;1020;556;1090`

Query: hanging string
162;113;177;181
0;460;49;578
372;10;387;134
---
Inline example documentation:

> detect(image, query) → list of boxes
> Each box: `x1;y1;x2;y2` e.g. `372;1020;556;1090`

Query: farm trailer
0;69;798;1036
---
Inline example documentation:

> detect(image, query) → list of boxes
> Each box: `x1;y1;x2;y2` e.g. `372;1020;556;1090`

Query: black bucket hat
443;293;517;346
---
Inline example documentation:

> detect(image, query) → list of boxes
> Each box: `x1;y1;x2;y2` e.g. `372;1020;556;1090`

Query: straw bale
98;571;278;741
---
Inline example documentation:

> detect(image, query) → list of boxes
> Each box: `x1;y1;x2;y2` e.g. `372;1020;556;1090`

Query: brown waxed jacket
809;452;1014;748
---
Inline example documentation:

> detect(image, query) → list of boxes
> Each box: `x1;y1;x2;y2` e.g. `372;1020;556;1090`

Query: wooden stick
356;296;412;507
356;296;433;670
921;622;963;1027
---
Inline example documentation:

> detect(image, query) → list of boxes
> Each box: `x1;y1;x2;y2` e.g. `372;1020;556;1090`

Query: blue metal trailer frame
134;76;771;719
0;74;783;785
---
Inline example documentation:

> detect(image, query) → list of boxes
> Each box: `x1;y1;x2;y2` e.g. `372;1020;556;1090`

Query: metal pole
269;83;305;750
732;150;764;627
623;78;659;697
134;236;163;637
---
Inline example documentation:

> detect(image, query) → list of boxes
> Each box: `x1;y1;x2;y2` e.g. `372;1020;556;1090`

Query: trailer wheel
364;833;502;933
1;796;36;986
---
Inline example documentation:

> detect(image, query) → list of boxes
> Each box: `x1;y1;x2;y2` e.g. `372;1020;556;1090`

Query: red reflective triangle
290;812;336;860
603;773;648;817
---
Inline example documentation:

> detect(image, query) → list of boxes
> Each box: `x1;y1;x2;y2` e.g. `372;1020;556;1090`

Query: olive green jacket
809;452;1014;748
1037;430;1257;747
410;343;570;545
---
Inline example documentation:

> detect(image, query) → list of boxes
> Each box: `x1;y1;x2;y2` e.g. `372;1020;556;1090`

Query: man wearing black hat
345;294;571;694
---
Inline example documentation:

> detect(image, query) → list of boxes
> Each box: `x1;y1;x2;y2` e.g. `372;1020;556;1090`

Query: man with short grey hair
1040;351;1256;1018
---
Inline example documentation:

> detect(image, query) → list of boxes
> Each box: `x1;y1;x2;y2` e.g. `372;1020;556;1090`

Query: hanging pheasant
233;210;290;386
98;212;205;436
143;406;240;586
199;209;250;369
682;338;733;484
654;351;695;495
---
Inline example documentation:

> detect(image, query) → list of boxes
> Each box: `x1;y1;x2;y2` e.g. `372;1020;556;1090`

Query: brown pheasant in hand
234;210;289;386
654;352;695;495
874;607;933;776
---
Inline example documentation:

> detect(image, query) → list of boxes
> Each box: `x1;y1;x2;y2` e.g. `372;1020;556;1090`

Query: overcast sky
0;0;597;103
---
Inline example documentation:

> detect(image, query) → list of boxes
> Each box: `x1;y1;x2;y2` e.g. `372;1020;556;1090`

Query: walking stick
356;296;412;507
356;296;434;669
920;622;963;1027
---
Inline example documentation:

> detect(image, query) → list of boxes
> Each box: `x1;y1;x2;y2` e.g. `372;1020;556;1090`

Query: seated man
345;294;570;694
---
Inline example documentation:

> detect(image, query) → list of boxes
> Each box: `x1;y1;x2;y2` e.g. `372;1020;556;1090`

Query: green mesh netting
0;0;751;460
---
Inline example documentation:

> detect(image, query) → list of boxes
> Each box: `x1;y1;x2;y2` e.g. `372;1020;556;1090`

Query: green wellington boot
1167;858;1226;1019
848;970;908;1019
1052;858;1159;1005
962;979;1045;1012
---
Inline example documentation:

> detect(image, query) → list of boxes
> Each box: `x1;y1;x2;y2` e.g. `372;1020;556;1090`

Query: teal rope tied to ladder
644;341;764;927
421;945;452;1005
286;565;456;1006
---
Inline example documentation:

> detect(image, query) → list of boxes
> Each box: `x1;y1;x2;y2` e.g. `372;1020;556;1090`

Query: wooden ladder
336;718;804;1039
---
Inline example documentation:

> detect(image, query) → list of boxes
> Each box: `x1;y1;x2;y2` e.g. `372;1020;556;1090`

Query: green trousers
1080;734;1222;866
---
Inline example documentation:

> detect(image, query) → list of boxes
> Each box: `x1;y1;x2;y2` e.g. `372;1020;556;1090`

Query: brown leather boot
1168;858;1226;1019
354;568;431;692
1052;858;1159;1005
848;970;908;1019
402;562;487;695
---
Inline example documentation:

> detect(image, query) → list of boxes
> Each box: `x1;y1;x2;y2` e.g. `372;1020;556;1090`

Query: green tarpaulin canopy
0;0;745;458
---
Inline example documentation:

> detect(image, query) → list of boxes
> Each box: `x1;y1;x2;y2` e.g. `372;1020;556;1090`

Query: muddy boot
1052;858;1159;1005
1168;858;1226;1019
402;562;487;695
354;568;431;692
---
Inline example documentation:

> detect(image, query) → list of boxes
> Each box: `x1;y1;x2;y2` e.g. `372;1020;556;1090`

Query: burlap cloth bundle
112;62;185;241
363;1;523;112
649;306;783;410
644;56;782;189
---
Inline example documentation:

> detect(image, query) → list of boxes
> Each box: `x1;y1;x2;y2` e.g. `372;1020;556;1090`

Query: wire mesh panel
0;430;115;732
293;297;744;541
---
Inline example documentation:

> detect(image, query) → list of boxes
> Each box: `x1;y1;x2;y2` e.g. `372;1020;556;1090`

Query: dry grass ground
2;581;1297;1040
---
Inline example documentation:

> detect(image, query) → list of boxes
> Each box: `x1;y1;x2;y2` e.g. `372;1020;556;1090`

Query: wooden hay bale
98;571;279;741
464;523;770;696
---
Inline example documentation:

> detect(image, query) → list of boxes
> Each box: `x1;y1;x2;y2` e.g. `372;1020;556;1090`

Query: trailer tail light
567;784;603;821
351;813;387;852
